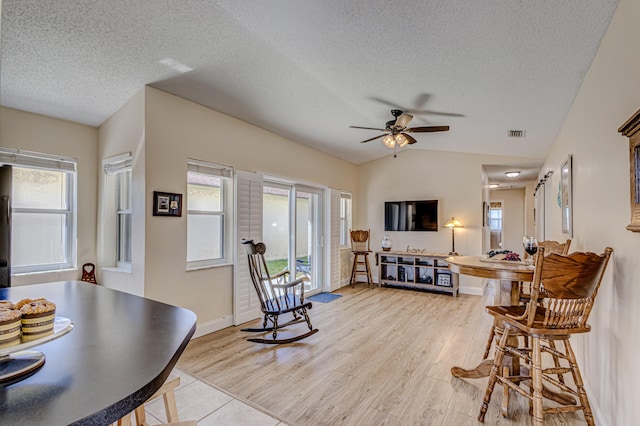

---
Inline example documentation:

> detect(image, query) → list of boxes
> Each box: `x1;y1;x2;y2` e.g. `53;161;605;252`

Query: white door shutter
328;189;341;291
234;170;263;325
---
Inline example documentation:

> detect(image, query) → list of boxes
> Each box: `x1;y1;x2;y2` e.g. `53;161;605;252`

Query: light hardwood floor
178;285;586;425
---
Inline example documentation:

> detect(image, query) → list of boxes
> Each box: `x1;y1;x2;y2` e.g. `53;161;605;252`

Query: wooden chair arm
270;276;309;290
269;269;291;280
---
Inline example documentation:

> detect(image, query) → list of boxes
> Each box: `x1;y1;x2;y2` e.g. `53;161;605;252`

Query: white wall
0;107;98;286
540;0;637;423
97;89;146;296
356;149;539;294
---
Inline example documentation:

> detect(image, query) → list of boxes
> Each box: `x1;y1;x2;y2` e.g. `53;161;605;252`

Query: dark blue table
0;281;196;425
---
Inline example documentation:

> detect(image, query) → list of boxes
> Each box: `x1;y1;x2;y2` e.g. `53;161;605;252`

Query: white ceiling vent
508;130;526;138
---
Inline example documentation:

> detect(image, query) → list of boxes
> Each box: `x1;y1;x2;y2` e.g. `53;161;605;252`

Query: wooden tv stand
375;251;459;297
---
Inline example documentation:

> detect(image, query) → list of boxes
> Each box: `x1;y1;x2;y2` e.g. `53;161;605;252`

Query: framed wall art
618;109;640;232
153;191;182;217
560;155;573;236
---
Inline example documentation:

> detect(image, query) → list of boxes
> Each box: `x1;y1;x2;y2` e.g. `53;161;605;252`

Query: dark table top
0;281;197;425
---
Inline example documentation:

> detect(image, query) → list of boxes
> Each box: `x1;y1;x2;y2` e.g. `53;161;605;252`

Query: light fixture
382;134;410;148
395;134;409;147
505;171;521;178
489;184;499;188
443;217;464;255
383;135;395;148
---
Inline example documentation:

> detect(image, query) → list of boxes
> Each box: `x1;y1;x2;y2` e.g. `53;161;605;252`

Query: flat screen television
384;200;438;231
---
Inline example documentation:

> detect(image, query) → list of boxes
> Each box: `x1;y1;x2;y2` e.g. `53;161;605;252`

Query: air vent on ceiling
508;130;526;138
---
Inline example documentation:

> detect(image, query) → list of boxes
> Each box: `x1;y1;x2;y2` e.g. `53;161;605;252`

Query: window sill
102;266;133;274
12;267;77;276
186;262;232;272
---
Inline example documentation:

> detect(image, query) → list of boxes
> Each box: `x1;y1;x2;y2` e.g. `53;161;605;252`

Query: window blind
187;159;233;178
0;148;76;172
103;153;132;174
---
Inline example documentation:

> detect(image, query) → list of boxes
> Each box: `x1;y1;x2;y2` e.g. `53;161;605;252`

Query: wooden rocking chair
241;240;319;344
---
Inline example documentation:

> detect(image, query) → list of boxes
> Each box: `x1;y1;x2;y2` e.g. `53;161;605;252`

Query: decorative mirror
560;155;573;236
618;109;640;232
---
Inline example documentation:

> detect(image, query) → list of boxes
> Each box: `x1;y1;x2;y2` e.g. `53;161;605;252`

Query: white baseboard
459;286;484;296
192;315;234;339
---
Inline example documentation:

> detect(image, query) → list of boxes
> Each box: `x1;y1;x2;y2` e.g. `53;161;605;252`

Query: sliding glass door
263;182;322;293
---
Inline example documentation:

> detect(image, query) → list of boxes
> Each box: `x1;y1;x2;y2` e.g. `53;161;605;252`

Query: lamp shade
444;217;463;228
382;135;395;148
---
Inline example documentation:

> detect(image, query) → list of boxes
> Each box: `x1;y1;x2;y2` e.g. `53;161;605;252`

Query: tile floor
141;369;289;425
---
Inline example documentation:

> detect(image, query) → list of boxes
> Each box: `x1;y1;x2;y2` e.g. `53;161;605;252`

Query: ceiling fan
350;109;449;150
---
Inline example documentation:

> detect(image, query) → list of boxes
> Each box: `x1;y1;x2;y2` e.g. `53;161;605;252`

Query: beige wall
97;89;146;295
0;107;98;286
539;0;637;423
490;188;525;257
142;87;357;330
356;150;538;293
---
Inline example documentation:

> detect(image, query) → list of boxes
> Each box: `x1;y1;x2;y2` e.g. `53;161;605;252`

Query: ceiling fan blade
403;133;418;145
360;133;388;143
409;110;465;118
350;125;387;131
395;113;413;129
407;125;450;133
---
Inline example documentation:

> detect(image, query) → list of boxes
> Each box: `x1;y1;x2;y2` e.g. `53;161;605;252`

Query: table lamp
444;217;463;255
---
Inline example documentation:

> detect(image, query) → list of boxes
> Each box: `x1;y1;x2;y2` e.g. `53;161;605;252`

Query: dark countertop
0;281;197;425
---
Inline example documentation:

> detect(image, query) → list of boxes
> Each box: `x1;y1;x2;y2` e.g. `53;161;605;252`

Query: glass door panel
262;185;290;275
263;182;323;295
295;189;321;292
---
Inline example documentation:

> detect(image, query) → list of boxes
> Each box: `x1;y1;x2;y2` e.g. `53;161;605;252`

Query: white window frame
0;148;77;274
103;153;133;271
187;159;233;270
339;192;352;247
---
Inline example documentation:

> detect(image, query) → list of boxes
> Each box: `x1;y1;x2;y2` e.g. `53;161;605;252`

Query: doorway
262;181;323;294
488;201;503;250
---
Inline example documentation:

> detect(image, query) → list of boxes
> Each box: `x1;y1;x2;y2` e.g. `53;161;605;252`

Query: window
103;153;132;269
187;160;233;269
0;149;77;274
339;192;352;246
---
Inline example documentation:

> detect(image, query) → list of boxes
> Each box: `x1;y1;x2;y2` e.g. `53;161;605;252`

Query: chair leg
364;255;373;287
531;336;544;426
134;405;147;425
564;339;595;426
483;324;496;359
349;254;358;288
302;308;314;331
163;388;180;423
272;315;279;340
478;324;510;422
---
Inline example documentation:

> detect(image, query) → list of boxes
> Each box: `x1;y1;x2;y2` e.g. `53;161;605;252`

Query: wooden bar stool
114;374;181;426
349;229;373;288
478;247;613;425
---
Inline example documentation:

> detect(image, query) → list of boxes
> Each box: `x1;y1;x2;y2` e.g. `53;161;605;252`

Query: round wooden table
447;255;533;306
0;281;197;425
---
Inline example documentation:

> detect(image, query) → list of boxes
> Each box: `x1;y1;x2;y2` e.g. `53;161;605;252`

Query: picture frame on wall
153;191;182;217
482;201;490;227
560;155;573;236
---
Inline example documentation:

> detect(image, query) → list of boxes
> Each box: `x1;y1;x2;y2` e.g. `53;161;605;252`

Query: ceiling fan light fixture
505;171;521;178
395;134;409;147
382;135;395;148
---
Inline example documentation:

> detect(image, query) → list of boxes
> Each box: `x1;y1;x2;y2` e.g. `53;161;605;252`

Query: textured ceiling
0;1;619;165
